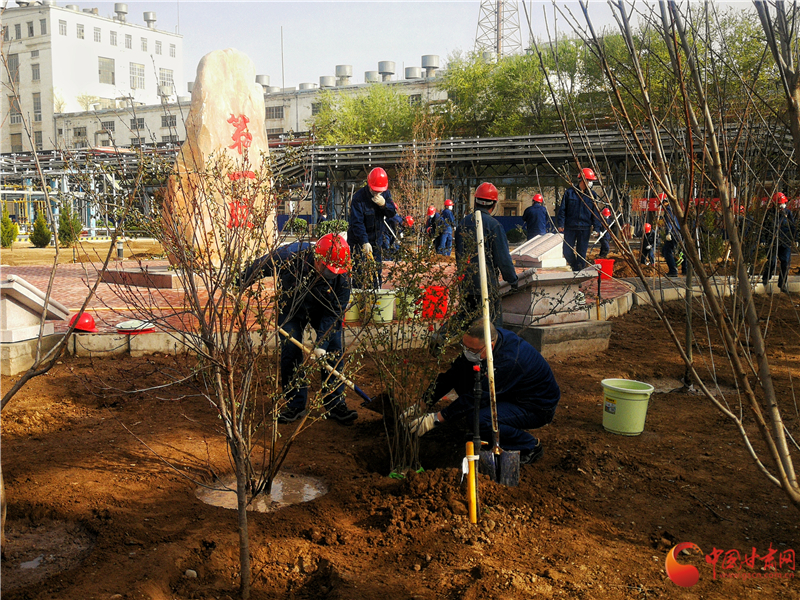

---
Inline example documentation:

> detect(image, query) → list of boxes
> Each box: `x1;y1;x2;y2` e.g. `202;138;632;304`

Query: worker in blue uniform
240;234;358;425
454;182;519;328
406;318;561;464
660;194;685;277
439;198;456;255
347;167;397;288
522;193;548;240
763;192;796;293
556;168;603;271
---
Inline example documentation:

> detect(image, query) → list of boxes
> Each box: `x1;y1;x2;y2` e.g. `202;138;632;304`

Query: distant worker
598;207;613;259
424;205;444;251
640;222;655;266
400;215;415;239
381;213;403;255
454;182;519;328
762;192;796;293
522;193;548;240
347;167;397;288
660;194;684;278
317;204;329;223
439;198;456;256
405;318;560;464
556;168;602;271
240;234;358;425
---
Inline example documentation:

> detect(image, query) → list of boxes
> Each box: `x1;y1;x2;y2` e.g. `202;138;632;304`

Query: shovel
474;210;520;487
277;327;374;407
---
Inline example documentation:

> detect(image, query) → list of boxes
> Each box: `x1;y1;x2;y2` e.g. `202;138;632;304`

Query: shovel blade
478;450;520;487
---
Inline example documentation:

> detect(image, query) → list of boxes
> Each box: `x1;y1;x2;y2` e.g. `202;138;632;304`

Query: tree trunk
234;445;251;599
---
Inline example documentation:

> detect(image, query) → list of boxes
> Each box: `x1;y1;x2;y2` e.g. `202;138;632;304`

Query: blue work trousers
281;316;345;411
437;227;453;256
763;245;791;288
476;402;556;453
563;229;591;271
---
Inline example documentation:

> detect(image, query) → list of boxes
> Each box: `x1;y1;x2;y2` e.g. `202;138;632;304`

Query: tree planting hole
1;518;97;591
196;472;328;512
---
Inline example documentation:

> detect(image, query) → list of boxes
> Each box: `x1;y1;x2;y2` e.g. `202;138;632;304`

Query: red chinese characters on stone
227;114;252;155
228;201;254;229
228;171;255;181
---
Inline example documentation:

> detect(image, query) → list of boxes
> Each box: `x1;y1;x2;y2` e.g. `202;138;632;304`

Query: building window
34;131;43;151
74;127;87;138
8;95;22;124
10;133;23;153
31;50;39;58
130;117;145;130
130;62;144;89
408;94;422;105
266;127;284;135
311;102;322;116
3;26;8;42
32;63;40;81
27;21;34;37
161;114;176;128
40;19;47;36
130;137;144;146
504;207;517;216
161;134;178;143
141;37;147;52
8;54;19;83
110;31;117;46
77;24;84;39
265;106;284;120
59;20;67;36
101;121;115;133
125;34;132;49
98;57;115;84
158;68;174;88
15;24;21;39
505;187;517;200
169;44;176;58
94;27;101;42
155;40;162;55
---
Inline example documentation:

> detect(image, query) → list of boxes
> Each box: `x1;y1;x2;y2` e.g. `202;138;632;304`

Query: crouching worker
240;233;358;425
405;318;560;464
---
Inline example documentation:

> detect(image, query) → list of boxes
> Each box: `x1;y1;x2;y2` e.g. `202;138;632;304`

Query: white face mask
462;344;482;363
587;181;594;189
779;204;787;210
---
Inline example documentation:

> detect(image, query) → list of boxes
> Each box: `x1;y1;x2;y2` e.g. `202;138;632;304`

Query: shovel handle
277;327;372;405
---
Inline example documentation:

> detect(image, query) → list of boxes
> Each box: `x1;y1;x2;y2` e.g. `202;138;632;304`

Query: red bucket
594;259;615;281
421;286;449;319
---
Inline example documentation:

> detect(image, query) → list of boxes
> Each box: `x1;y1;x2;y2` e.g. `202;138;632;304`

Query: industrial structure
1;1;184;153
474;0;523;58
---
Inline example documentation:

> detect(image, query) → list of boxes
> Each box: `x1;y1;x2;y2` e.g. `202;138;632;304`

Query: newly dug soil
2;295;799;599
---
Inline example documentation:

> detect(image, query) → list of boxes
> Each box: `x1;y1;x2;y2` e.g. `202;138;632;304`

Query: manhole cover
196;472;327;512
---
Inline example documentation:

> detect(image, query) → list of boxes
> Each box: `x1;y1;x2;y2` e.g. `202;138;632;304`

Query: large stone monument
163;48;275;266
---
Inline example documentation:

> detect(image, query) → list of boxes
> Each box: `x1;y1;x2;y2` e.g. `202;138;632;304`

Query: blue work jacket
522;203;549;239
428;328;561;420
346;186;397;247
556;187;601;231
455;208;519;296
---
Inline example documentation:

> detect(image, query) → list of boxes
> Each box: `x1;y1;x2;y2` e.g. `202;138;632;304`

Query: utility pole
474;0;523;58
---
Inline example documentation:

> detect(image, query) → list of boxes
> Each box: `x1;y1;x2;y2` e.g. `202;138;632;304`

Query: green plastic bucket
344;289;395;324
600;378;654;436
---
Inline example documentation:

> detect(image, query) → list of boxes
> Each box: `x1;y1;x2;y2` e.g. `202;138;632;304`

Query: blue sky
89;1;621;92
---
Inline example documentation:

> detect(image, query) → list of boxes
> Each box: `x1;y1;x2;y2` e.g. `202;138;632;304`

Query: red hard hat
602;208;611;218
404;215;415;227
444;198;454;208
582;168;598;181
427;205;436;216
70;312;97;333
315;233;350;275
367;167;389;192
644;223;652;233
657;192;668;203
772;192;788;204
475;182;499;206
533;193;544;203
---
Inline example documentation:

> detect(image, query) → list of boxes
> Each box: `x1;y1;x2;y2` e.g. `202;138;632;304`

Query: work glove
406;412;438;436
400;405;422;421
312;348;327;359
665;233;672;242
645;245;652;251
372;194;386;207
362;242;373;255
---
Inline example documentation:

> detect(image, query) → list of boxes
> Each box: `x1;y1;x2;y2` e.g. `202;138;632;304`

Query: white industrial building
1;1;183;153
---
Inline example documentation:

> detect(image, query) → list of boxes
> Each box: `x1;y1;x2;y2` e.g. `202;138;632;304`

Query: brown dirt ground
1;239;166;267
2;255;800;600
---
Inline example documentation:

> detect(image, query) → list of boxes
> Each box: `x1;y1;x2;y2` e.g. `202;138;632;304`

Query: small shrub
58;204;83;247
29;211;52;248
507;225;526;244
286;217;308;235
1;207;19;248
316;219;348;236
